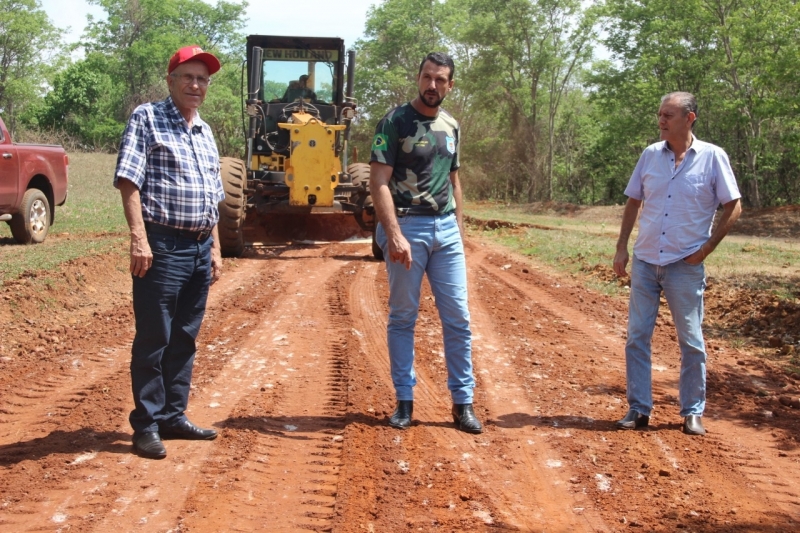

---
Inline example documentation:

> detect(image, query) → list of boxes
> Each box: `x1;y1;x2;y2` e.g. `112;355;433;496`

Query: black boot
615;409;649;430
452;403;483;434
683;415;706;435
389;400;413;429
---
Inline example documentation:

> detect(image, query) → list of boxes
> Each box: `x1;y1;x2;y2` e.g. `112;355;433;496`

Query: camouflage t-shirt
370;103;460;214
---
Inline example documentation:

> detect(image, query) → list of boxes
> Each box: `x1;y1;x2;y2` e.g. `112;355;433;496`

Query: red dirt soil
1;216;799;531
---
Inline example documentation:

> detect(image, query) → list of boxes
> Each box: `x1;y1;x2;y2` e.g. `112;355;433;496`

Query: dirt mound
464;215;553;232
244;212;372;244
706;280;800;356
0;243;130;361
733;204;800;239
469;201;800;238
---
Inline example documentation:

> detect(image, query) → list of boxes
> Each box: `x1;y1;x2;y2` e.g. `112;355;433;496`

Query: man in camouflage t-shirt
369;52;482;434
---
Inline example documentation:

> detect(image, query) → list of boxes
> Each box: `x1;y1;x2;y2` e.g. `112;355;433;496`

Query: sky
40;0;380;53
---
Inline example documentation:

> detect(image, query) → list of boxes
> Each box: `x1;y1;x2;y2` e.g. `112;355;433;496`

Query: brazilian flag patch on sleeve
372;133;389;151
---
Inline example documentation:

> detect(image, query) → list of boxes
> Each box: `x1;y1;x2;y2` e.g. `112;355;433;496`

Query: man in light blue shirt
613;92;742;436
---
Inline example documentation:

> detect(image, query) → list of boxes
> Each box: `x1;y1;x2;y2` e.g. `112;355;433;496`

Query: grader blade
242;212;371;245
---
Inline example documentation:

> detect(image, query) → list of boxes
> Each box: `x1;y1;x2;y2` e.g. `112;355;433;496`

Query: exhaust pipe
246;46;264;166
342;49;356;169
345;49;355;100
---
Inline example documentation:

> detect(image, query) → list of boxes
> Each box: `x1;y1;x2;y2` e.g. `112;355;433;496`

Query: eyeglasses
171;73;212;87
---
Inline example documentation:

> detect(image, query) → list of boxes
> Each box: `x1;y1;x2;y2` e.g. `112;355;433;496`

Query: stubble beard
419;90;445;109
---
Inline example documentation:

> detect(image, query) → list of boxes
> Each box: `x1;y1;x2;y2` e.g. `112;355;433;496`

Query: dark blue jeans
129;231;212;436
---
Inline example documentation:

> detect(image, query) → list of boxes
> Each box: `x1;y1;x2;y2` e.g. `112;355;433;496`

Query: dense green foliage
0;0;64;132
589;0;800;207
350;0;800;207
4;0;247;153
2;0;798;207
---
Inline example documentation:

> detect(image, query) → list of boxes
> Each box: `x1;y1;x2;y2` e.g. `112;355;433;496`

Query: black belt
395;207;440;217
145;221;211;241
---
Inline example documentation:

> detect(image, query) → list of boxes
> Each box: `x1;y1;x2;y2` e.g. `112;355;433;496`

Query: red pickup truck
0;116;68;244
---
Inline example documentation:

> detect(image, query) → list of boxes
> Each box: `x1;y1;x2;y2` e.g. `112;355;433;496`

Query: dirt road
1;236;799;532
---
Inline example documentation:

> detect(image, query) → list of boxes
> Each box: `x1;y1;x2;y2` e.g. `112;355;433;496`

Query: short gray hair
662;92;698;128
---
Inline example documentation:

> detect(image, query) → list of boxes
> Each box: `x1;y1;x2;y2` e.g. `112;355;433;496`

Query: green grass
57;152;128;234
465;200;800;300
0;152;126;281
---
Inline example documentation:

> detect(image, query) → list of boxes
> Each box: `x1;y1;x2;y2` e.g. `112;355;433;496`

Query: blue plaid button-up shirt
114;96;224;232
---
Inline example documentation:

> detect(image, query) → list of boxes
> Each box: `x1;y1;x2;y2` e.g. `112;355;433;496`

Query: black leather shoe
132;431;167;459
616;409;649;430
683;415;706;435
388;400;413;429
160;419;218;440
452;404;483;434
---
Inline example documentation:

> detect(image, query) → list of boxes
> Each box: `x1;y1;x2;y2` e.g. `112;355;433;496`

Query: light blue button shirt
624;136;741;266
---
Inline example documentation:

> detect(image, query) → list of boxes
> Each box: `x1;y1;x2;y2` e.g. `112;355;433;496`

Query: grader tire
347;163;383;261
371;232;384;262
347;162;370;188
218;157;247;257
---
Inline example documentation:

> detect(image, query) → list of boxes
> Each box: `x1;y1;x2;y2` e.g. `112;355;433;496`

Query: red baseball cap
167;45;221;75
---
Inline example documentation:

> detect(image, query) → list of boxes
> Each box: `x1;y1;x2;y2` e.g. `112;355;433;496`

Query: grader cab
217;35;378;258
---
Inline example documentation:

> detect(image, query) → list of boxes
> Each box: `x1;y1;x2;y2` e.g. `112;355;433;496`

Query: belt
144;221;211;241
395;207;440;217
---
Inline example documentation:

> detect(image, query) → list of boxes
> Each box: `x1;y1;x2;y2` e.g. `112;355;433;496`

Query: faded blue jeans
375;212;475;404
129;231;212;436
626;256;707;417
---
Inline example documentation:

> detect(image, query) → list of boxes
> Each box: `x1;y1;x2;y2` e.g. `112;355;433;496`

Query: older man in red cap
114;45;224;459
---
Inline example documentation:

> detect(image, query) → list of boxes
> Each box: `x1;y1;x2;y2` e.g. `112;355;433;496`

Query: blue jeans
375;213;475;404
129;231;212;436
626;256;707;417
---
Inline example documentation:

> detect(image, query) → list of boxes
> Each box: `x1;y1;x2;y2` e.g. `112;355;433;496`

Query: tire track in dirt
472;243;799;531
337;262;506;530
342;259;597;530
0;251;289;531
0;345;129;444
3;236;800;531
175;247;363;532
465;261;611;531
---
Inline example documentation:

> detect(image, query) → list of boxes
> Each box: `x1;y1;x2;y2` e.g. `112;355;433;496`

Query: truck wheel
218;157;247;257
10;189;50;244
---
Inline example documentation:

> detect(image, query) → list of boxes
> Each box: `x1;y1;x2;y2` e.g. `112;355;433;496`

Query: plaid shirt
114;96;224;232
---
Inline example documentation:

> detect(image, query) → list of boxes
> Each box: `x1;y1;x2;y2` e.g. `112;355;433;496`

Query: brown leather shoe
132;431;167;459
616;409;649;430
682;415;706;435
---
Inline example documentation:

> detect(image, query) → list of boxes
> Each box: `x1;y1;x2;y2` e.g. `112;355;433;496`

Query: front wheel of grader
218;157;247;257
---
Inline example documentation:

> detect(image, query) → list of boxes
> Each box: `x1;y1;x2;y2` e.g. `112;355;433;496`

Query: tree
200;61;246;158
594;0;800;207
454;0;596;202
0;0;64;132
37;55;121;150
83;0;247;119
351;0;453;158
31;0;249;152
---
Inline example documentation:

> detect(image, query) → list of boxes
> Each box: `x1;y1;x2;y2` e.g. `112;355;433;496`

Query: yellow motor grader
217;35;379;258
